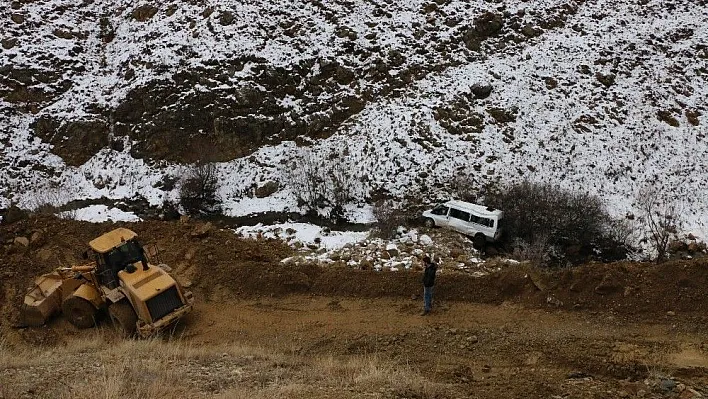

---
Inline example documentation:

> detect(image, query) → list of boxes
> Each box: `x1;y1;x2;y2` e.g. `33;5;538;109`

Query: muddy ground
1;216;708;398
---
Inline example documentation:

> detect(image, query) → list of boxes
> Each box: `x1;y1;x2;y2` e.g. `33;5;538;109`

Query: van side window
449;208;470;221
470;215;494;228
431;205;449;216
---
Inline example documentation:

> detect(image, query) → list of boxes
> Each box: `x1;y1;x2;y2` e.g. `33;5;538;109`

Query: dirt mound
3;216;708;331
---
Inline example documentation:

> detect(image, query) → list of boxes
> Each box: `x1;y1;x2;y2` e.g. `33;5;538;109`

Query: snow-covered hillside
1;0;706;237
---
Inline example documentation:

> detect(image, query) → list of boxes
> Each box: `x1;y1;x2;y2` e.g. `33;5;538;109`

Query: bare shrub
160;199;181;221
372;192;429;239
180;163;220;216
636;185;683;263
593;216;642;261
372;199;405;239
28;182;77;219
604;216;640;248
286;148;327;211
324;160;356;223
509;234;551;266
285;148;362;223
452;173;497;203
179;140;221;216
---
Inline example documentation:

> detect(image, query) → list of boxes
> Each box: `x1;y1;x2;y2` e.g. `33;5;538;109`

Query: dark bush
484;180;618;265
485;180;608;246
161;200;181;221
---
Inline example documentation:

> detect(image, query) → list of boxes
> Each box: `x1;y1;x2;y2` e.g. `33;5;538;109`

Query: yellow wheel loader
20;228;193;337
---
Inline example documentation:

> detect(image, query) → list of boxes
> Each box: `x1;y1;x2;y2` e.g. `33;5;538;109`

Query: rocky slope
0;0;706;235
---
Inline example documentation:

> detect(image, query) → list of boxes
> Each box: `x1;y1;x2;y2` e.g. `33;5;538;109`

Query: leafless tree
372;199;403;239
285;148;360;223
179;140;221;216
636;185;683;263
285;148;327;212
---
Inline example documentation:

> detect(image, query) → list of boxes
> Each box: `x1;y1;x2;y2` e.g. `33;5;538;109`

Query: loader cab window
96;240;145;288
105;240;146;271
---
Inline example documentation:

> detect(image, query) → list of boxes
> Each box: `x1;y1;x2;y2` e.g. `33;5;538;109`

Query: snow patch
66;205;142;223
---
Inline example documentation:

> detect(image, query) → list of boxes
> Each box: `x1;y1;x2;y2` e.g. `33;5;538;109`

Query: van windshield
431;204;449;216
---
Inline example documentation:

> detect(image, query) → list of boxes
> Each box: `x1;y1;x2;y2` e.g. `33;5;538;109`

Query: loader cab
89;228;147;289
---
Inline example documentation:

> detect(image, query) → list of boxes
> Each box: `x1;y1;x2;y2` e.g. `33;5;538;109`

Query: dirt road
5;294;708;398
180;295;708;398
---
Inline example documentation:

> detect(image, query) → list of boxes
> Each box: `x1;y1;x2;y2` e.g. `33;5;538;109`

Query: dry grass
0;331;448;398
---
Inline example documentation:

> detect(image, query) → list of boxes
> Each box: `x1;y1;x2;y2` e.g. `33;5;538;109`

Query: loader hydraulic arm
58;265;95;273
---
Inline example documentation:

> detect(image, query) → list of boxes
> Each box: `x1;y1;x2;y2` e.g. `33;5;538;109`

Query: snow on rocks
63;205;142;223
237;222;523;277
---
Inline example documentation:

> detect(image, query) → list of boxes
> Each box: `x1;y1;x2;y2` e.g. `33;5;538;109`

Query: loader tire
109;301;137;337
62;296;97;329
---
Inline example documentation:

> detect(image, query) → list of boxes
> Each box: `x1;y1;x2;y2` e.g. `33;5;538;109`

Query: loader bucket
21;272;64;327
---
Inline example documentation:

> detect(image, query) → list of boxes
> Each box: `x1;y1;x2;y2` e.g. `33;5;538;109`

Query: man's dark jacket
422;263;437;287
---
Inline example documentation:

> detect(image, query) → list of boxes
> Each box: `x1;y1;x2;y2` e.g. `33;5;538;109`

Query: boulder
419;235;433;246
219;11;234;26
474;12;504;37
30;231;44;246
594;274;622;295
36;248;53;261
657;110;680;127
11;13;24;24
131;5;158;22
595;72;616;87
471;83;492;99
190;222;213;238
3;205;28;224
255;181;279;198
1;38;18;50
521;23;541;37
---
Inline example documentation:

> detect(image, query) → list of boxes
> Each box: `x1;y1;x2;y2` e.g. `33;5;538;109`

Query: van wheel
473;234;486;250
109;301;138;337
62;296;97;329
423;218;435;228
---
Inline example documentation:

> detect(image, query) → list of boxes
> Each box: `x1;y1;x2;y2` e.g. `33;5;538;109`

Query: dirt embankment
2;216;708;327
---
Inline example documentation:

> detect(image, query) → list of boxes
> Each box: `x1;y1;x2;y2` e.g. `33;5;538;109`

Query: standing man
421;256;438;315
